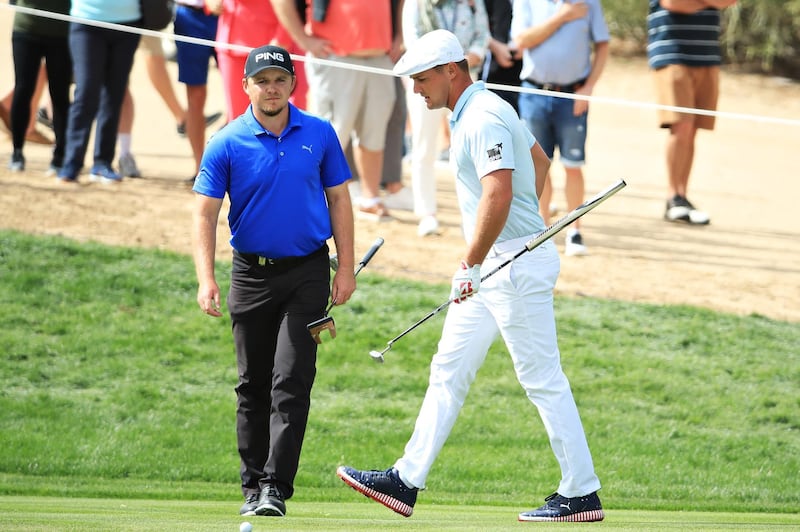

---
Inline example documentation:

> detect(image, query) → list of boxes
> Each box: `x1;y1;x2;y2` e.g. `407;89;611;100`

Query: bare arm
324;182;356;306
514;0;589;50
269;0;332;57
531;142;551;199
573;39;609;116
192;194;224;317
463;169;513;266
660;0;737;14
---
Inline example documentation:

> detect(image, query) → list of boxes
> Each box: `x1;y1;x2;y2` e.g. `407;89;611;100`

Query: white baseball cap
393;29;466;77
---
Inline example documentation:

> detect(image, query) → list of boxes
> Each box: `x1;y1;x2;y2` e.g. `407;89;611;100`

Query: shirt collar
450;81;485;129
242;102;301;137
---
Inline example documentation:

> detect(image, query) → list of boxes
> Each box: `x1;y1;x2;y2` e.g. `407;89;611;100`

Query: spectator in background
7;0;71;174
2;64;56;148
173;0;219;182
402;0;490;236
117;35;222;178
57;0;141;184
212;0;310;120
349;0;413;213
482;0;522;112
512;0;609;256
271;0;403;222
648;0;738;225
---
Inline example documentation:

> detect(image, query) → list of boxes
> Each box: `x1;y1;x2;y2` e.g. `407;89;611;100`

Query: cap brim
246;65;294;78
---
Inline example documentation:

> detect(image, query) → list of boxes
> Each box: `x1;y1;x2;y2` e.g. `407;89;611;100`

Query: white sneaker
383;186;414;211
417;215;439;237
564;231;588;257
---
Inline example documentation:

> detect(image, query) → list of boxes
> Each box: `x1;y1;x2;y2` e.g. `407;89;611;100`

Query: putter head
368;350;385;363
307;316;336;344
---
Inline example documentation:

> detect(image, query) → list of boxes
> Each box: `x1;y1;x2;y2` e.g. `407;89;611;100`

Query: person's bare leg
353;145;385;202
185;84;207;174
119;87;134;136
666;120;697;198
564;166;585;232
539;172;553;225
144;52;186;126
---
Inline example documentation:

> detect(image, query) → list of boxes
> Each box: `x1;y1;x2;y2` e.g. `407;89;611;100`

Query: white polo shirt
449;81;546;244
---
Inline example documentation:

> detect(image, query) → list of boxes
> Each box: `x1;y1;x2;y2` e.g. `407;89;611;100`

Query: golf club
308;237;385;344
369;179;626;363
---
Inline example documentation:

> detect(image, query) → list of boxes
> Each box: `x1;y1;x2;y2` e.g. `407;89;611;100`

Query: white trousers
394;238;601;497
406;84;445;217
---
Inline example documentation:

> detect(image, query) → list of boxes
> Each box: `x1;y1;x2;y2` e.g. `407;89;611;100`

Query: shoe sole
518;509;605;522
664;213;710;225
254;503;285;517
89;174;122;184
336;466;413;517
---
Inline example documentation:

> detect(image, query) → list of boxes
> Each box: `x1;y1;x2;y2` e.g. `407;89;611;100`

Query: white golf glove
450;261;481;303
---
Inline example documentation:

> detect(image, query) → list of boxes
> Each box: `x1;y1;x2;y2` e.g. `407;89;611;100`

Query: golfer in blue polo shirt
191;44;355;518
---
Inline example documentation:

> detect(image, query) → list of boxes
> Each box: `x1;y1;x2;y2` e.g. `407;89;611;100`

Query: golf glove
450;261;481;303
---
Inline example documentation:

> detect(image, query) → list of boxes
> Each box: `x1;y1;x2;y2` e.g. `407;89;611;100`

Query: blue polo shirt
193;104;351;258
450;81;546;244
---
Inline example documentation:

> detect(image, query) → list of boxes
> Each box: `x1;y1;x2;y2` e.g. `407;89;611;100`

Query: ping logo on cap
255;51;285;64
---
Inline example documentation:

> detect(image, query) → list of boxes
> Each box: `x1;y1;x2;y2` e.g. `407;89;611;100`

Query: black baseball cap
244;45;295;78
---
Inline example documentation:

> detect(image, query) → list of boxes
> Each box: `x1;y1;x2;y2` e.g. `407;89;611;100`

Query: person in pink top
272;0;404;221
210;0;309;121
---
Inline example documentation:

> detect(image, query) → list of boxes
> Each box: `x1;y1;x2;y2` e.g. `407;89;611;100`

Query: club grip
358;237;384;270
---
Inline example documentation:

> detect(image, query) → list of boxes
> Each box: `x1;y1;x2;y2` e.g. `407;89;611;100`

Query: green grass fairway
1;497;799;531
1;230;798;529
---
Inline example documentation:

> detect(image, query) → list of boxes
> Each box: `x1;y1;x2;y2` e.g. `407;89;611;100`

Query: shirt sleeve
471;111;515;180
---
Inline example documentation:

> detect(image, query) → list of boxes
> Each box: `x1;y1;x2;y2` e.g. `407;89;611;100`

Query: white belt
490;233;536;257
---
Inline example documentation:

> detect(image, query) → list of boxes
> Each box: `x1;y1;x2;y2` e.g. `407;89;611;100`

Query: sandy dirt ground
1;8;799;323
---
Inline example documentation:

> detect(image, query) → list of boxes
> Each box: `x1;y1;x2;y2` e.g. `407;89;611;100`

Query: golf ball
239;522;252;532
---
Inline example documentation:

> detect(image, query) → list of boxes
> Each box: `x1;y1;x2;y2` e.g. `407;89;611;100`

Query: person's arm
513;0;589;50
463;169;513;267
573;39;609;116
660;0;737;14
531;142;551;199
324;183;356;306
269;0;332;57
192;194;224;317
389;0;406;63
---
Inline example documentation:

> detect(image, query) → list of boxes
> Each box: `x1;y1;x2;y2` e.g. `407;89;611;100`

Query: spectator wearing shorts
117;35;222;178
212;0;309;121
512;0;609;256
647;0;738;225
174;0;219;180
271;0;403;221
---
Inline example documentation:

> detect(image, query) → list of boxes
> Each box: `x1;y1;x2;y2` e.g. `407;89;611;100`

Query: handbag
140;0;175;31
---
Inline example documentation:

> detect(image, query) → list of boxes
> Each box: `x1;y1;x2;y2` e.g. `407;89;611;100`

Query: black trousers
10;31;72;162
227;246;330;500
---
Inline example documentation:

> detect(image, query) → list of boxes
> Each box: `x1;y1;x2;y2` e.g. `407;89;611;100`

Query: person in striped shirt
647;0;737;225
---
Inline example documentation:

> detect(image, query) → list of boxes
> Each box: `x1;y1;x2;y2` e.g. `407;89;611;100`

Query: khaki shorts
306;54;395;151
653;64;719;130
139;34;165;57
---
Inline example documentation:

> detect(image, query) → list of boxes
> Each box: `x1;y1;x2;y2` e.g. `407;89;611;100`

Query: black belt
235;244;328;271
526;78;586;93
